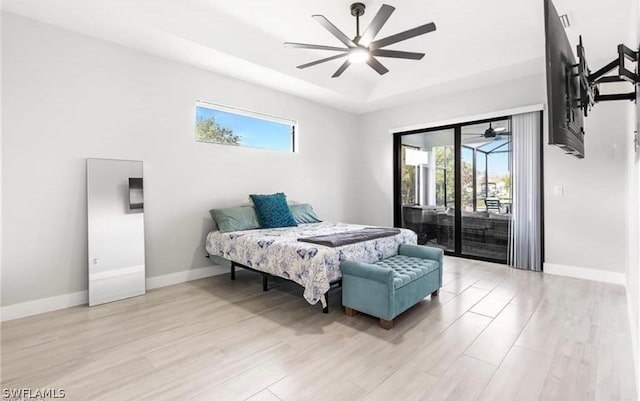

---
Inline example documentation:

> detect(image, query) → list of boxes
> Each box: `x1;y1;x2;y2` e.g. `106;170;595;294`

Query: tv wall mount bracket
586;42;639;104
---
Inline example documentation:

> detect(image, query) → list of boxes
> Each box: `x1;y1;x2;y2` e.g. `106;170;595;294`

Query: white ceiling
2;0;635;113
554;0;638;63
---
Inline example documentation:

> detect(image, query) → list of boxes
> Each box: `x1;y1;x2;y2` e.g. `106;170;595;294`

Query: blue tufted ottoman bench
340;244;443;329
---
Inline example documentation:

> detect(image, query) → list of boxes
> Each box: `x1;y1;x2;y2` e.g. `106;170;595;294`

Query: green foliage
503;175;511;195
434;146;474;209
196;116;241;145
435;146;455;207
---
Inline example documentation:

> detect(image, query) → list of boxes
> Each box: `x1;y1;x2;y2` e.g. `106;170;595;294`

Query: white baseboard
1;291;89;322
1;264;228;322
544;263;626;285
146;265;228;290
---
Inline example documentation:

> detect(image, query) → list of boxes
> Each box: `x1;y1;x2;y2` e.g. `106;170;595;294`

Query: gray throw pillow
210;206;261;233
289;203;322;224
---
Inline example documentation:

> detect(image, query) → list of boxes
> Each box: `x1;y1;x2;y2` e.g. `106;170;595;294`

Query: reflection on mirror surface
87;158;146;306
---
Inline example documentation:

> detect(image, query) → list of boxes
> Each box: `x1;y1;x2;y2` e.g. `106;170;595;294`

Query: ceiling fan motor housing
350;3;366;17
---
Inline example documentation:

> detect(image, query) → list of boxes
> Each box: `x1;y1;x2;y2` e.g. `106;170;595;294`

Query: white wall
1;13;359;307
544;101;631;276
627;83;640;397
356;72;632;280
625;0;640;386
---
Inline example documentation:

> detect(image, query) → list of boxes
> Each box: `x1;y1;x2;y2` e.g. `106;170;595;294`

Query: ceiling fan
463;123;512;141
284;3;437;78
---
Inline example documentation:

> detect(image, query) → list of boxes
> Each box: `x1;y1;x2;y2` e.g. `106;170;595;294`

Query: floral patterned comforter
205;222;417;305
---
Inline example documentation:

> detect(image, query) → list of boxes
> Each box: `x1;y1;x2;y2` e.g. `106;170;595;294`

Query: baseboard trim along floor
544;263;626;286
3;263;628;321
1;264;229;321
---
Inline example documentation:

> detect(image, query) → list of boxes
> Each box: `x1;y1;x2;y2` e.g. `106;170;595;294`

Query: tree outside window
434;146;454;207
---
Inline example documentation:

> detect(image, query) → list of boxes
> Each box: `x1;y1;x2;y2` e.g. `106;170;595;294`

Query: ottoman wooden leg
379;319;394;330
431;289;440;297
345;307;358;317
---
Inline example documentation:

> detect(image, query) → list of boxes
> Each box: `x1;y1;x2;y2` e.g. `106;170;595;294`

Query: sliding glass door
397;129;456;251
460;119;512;261
394;117;513;264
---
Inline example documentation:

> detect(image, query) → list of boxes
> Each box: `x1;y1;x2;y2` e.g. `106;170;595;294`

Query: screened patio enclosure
461;120;512;214
395;117;513;263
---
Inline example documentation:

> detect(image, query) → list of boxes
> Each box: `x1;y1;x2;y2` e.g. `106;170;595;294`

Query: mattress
205;222;417;305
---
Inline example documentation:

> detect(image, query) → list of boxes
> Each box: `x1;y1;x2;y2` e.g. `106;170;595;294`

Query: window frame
195;100;298;153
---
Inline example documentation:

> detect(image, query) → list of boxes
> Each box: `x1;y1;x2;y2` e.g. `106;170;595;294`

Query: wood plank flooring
1;257;637;401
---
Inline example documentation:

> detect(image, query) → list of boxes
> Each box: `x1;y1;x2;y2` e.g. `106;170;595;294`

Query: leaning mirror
87;158;146;306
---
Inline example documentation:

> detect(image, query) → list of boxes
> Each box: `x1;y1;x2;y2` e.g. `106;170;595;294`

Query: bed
205;221;417;310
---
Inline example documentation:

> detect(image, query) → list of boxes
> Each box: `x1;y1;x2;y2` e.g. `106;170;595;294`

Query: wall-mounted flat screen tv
544;0;588;158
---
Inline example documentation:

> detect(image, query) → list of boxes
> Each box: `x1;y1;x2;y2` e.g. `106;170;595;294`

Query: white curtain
509;111;542;271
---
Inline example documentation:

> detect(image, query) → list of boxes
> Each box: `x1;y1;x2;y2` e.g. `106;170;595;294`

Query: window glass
196;102;296;152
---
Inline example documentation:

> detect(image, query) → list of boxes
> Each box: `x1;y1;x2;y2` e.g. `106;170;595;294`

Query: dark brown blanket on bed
297;227;402;247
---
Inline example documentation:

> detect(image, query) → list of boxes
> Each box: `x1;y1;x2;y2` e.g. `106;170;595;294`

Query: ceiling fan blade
284;42;349;52
370;22;436;50
297;53;348;69
371;49;424;60
332;60;351;78
312;15;356;48
359;4;395;45
366;57;389;75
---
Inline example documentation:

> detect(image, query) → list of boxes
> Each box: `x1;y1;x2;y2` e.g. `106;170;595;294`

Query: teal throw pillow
249;193;297;229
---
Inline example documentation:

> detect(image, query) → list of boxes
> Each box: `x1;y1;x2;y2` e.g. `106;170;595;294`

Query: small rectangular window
195;101;296;152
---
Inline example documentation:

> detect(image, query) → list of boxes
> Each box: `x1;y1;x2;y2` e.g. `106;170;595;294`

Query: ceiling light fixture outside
349;47;370;63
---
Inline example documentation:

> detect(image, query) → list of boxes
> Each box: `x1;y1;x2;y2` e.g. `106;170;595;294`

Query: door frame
393;113;544;265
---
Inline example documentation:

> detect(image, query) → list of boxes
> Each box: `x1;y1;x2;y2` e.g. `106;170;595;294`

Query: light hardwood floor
2;257;637;401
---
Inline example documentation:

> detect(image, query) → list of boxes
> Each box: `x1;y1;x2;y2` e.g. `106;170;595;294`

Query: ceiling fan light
348;47;370;63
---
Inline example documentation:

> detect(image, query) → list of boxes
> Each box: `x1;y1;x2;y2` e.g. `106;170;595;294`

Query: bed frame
230;261;342;313
206;255;341;313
